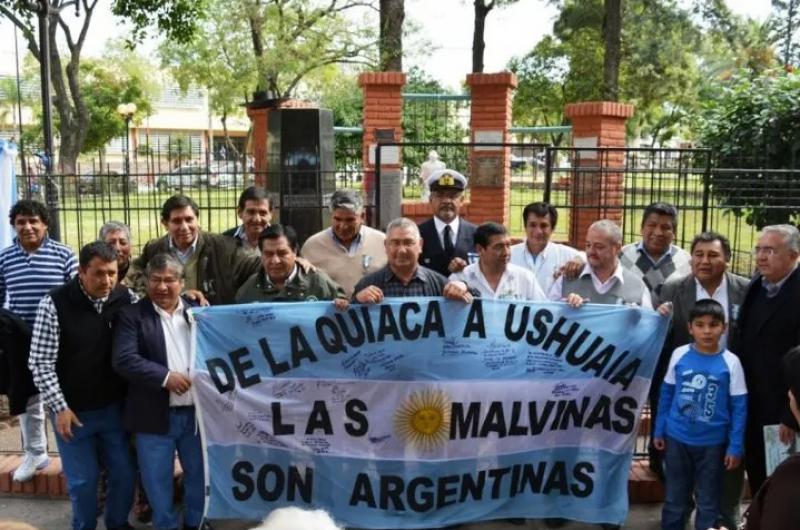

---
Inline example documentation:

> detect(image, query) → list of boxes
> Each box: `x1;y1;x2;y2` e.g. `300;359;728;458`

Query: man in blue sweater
654;299;748;530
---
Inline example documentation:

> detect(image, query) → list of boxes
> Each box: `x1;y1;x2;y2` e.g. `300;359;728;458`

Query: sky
0;0;776;91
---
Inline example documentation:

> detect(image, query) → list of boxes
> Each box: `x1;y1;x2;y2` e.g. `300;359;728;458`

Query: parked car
510;154;527;170
156;165;207;191
78;170;138;194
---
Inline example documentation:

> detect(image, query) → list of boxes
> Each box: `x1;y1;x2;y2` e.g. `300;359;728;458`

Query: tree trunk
472;0;493;73
602;0;622;101
379;0;404;71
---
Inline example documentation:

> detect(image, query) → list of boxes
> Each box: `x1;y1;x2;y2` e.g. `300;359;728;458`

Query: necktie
443;225;455;257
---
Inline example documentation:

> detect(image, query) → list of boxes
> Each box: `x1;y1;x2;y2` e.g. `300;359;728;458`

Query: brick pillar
246;106;270;187
563;101;634;248
466;72;517;226
359;72;406;226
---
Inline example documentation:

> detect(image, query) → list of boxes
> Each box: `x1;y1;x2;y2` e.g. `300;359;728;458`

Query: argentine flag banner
191;298;668;528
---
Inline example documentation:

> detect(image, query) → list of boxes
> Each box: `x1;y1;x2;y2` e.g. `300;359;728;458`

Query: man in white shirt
510;202;581;293
447;222;547;301
113;253;205;530
549;220;653;309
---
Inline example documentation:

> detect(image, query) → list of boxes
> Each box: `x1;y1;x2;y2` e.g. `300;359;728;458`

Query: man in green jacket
236;224;347;306
127;195;261;305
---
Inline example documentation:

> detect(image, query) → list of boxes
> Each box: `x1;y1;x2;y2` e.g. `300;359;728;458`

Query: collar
433;216;460;237
694;274;728;297
78;279;109;306
524;240;552;260
636;240;674;265
152;297;185;319
581;261;625;284
14;235;49;255
264;264;299;288
763;264;798;294
168;235;199;261
387;265;422;283
329;226;364;252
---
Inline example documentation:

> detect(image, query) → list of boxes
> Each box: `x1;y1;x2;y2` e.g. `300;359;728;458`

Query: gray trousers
18;393;48;456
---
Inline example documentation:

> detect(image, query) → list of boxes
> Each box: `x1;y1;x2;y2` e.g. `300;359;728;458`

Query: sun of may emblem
394;390;452;451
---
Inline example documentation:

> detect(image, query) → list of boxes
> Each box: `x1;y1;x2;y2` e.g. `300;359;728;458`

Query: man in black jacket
418;169;477;277
733;224;800;495
127;195;260;304
29;241;136;530
0;309;35;417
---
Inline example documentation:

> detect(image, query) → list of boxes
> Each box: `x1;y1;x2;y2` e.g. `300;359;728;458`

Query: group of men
1;167;799;530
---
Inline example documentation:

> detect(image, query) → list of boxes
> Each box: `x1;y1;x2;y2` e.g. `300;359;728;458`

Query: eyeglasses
752;246;777;257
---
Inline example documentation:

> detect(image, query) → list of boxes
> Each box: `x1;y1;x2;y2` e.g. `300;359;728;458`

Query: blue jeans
661;437;725;530
136;407;204;530
52;403;135;530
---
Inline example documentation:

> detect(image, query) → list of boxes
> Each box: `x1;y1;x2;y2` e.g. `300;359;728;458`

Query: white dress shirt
154;299;194;406
433;216;460;250
509;241;581;293
695;275;730;348
450;262;547;301
548;263;653;309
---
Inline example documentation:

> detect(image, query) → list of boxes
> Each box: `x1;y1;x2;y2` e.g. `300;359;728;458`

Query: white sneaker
12;453;50;482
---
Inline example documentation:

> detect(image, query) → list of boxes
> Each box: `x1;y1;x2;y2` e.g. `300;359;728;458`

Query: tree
697;69;800;228
770;0;800;66
472;0;519;73
379;0;404;71
0;0;198;173
602;0;621;101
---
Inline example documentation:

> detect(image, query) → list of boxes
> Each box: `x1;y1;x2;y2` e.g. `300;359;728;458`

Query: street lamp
117;102;137;176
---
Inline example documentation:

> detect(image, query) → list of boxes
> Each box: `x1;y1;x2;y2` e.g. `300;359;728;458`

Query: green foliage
697;69;800;227
769;0;800;66
111;0;207;45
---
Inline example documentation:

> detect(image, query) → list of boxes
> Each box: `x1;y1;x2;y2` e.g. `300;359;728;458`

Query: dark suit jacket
732;267;800;429
0;310;36;416
418;217;477;277
658;271;750;354
113;295;198;434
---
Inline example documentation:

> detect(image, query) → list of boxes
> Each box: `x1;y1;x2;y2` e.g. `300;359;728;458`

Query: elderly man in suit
656;231;750;530
113;253;204;530
733;224;800;496
418;169;477;277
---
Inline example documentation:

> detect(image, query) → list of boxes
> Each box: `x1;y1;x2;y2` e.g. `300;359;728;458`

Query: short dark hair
237;186;272;211
79;241;118;269
783;346;800;400
641;202;678;229
688;298;726;324
145;252;184;280
161;195;199;222
690;231;732;261
258;224;298;253
522;202;558;230
9;199;49;226
474;222;507;249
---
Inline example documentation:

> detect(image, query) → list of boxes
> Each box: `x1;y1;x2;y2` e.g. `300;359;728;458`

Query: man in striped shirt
0;200;77;482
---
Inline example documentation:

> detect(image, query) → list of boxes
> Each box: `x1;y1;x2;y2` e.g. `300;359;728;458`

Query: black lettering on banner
571;462;595;498
479;402;508;438
559;396;591;430
305;401;333;435
230;347;260;389
207;358;236;393
335;311;366;347
584;395;613;431
607;358;640;391
399;302;422;340
290;326;318;367
377;306;402;342
488;467;511;499
407;477;435;512
421;300;445;338
528;309;553;346
564;330;593;364
543;317;580;356
254;464;313;503
462;300;486;338
504;304;528;341
256;464;284;501
508;402;527;436
379;475;405;510
350;473;377;507
359;306;376;343
529;401;555;435
436;474;459;508
316;317;346;354
344;399;369;436
459;470;485;502
231;461;254;500
612;396;637;434
260;337;290;376
519;461;548;494
271;402;295;435
450;403;481;439
543;461;568;495
581;344;615;377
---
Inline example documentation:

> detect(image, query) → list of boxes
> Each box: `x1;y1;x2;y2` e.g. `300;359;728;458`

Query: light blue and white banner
191;298;669;528
0;139;18;249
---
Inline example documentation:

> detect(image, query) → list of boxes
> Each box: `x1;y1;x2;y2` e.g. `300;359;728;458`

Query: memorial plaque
378;169;404;230
375;128;396;142
472;156;504;187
